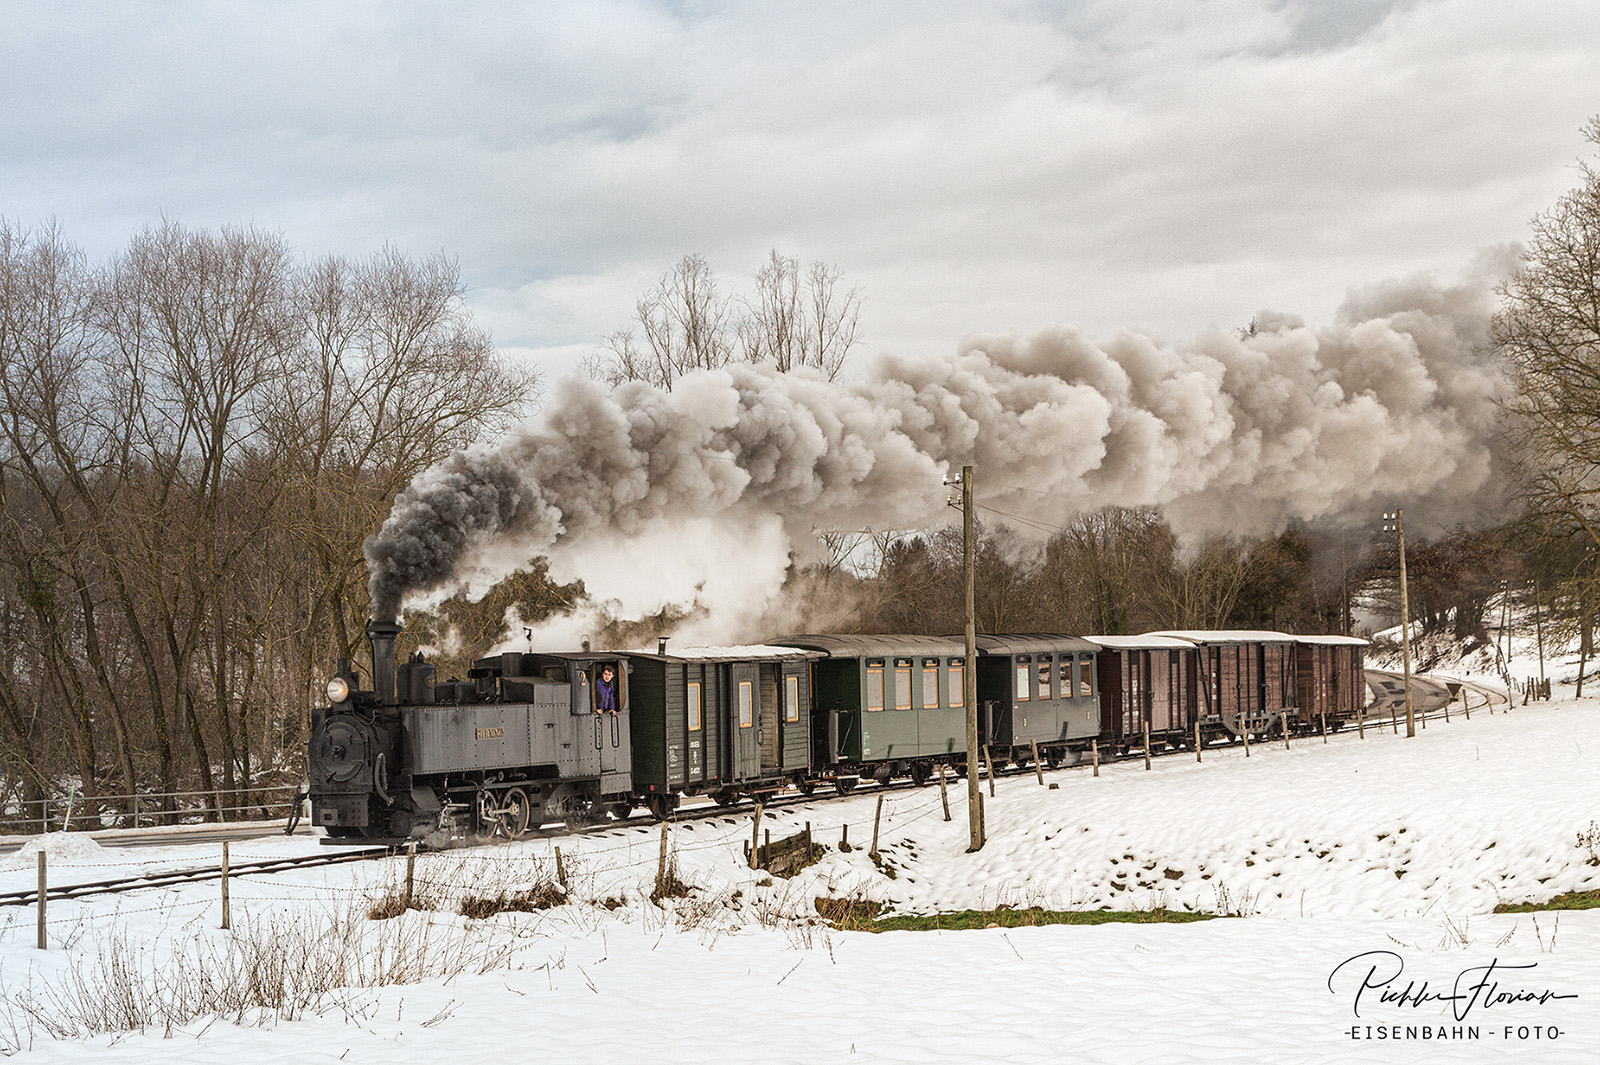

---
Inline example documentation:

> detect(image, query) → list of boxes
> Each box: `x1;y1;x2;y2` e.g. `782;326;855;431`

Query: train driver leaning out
595;663;619;715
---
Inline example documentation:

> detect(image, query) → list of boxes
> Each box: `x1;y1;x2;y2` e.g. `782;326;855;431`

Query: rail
0;784;303;836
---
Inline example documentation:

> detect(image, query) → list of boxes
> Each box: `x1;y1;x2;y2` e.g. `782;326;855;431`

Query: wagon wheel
834;776;857;796
713;789;740;807
607;801;634;821
793;773;817;797
500;787;531;839
909;761;931;787
647;793;679;820
1045;749;1062;769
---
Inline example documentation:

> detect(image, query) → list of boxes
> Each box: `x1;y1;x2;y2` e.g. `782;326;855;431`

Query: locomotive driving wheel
500;787;531;839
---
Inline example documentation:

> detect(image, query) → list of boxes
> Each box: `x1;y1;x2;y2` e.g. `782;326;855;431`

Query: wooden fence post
555;845;567;889
938;765;951;822
1282;711;1291;751
1194;718;1202;763
1031;741;1044;785
36;852;46;950
220;841;231;930
983;746;996;797
1143;715;1152;771
870;795;884;859
1091;739;1099;778
1242;714;1251;757
655;821;669;895
405;840;417;906
749;804;764;871
1321;711;1328;744
840;824;850;852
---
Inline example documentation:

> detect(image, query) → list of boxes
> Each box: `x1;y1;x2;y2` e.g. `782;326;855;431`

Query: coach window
866;660;885;711
1038;657;1053;699
1077;656;1094;697
1015;656;1031;701
1060;657;1073;698
785;674;800;723
922;659;940;708
895;658;913;710
738;681;754;728
687;680;702;732
948;659;964;707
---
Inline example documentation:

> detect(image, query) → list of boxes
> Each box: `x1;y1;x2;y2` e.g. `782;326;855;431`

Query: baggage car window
949;659;964;707
1077;656;1094;697
1038;658;1053;699
922;659;939;708
688;681;702;732
785;674;800;723
1015;657;1031;701
895;658;912;710
866;660;885;711
1060;658;1073;696
739;681;754;728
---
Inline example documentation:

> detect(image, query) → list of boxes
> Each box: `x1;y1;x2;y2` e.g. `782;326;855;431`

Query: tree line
0;221;535;823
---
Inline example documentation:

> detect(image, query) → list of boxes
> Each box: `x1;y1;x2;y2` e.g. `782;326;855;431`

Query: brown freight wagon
1089;635;1202;751
1292;635;1368;729
1147;631;1300;740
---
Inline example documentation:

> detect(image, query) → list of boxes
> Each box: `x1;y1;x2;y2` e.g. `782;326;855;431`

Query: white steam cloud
365;262;1510;636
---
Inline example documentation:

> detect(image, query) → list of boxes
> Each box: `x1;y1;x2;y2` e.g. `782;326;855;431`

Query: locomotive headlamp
326;676;351;704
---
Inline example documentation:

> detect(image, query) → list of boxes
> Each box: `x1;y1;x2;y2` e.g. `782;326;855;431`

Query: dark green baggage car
626;644;820;817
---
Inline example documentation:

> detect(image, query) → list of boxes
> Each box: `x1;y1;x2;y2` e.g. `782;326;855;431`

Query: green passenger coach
772;634;970;790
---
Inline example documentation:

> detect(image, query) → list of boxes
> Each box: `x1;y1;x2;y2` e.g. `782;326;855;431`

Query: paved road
1364;669;1460;716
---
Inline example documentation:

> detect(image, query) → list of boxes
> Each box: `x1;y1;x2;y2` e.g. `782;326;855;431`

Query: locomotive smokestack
367;618;401;705
658;636;669;656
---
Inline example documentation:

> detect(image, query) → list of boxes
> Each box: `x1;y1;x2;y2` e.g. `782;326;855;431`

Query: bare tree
592;250;862;388
739;251;862;380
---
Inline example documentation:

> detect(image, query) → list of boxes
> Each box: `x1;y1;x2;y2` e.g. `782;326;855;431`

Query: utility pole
949;465;983;851
1383;510;1415;738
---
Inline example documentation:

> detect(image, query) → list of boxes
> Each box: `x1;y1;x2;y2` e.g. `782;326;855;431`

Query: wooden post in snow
938;765;951;822
1031;741;1044;785
749;804;764;871
36;852;46;950
870;795;884;860
220;841;231;930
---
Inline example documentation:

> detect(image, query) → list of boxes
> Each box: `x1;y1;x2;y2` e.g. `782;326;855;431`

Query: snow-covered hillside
1;689;1597;1063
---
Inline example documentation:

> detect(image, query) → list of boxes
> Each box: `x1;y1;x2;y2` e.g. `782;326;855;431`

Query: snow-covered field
2;688;1597;1063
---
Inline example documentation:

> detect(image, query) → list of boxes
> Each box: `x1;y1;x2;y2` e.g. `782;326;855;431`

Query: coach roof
969;633;1101;655
771;634;969;658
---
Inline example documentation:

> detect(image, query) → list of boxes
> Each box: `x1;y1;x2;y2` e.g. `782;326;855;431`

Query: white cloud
3;0;1597;378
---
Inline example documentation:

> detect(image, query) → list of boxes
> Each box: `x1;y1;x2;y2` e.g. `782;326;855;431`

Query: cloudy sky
5;0;1598;380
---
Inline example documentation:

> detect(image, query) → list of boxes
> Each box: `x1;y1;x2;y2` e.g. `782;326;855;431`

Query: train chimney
658;636;669;656
367;618;402;704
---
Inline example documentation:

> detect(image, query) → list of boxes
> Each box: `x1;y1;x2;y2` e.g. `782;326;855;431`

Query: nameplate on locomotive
475;727;505;740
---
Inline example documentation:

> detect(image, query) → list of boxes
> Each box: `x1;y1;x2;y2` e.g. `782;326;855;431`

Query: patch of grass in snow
822;906;1223;933
1493;888;1600;913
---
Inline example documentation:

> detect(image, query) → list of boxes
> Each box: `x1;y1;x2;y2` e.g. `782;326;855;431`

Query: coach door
731;663;761;781
592;659;629;782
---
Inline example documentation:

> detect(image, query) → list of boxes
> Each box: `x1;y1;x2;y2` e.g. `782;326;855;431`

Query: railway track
0;846;395;908
2;681;1510;906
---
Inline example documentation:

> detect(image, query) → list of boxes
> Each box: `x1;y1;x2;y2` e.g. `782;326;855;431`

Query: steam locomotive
308;621;1366;842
